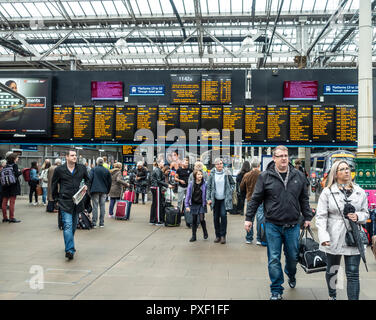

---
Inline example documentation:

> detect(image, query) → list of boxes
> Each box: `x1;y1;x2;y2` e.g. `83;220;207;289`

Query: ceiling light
115;38;128;48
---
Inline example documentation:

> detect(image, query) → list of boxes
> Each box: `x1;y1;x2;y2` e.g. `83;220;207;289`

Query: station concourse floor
0;196;376;300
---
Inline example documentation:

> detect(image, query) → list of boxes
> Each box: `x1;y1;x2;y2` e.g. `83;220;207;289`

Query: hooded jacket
245;161;312;226
109;168;128;198
206;167;235;211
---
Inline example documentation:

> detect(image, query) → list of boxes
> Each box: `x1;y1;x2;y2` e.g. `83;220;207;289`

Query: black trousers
29;181;38;203
150;187;164;224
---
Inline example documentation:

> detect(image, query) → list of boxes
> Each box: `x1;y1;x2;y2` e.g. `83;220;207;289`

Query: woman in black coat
1;153;21;223
134;161;148;204
234;161;251;215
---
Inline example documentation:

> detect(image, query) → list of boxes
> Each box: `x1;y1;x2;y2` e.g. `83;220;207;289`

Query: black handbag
298;227;327;274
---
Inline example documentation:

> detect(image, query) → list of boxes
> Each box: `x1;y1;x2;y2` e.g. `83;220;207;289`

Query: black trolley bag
164;189;181;227
298;226;327;274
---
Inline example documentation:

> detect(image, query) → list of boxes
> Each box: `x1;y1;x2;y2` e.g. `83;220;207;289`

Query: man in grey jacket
244;145;312;300
89;157;112;228
206;158;235;244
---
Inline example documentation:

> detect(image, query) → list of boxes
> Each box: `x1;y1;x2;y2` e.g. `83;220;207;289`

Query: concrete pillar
298;147;305;159
258;147;262;161
357;0;374;157
267;147;271;156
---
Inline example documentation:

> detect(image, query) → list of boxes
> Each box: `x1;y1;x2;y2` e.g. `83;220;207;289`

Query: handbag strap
329;187;350;232
299;226;316;242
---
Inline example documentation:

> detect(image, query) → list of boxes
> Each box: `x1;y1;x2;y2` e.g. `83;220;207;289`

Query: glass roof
0;0;373;70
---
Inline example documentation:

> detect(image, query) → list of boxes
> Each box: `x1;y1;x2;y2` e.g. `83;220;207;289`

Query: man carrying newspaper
52;149;90;261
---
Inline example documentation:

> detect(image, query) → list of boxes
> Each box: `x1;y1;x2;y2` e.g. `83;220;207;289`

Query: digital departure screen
91;81;123;101
201;74;231;104
115;106;136;141
335;105;357;143
52;105;73;139
223;106;243;140
179;105;200;140
158;105;179;140
73;106;94;140
171;74;200;104
244;105;267;142
267;105;289;142
200;105;222;141
289;105;312;142
94;106;114;140
136;105;158;140
312;105;335;142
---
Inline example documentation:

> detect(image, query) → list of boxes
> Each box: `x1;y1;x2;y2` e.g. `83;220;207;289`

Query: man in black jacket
52;149;90;260
244;145;312;300
89;157;112;228
150;159;173;225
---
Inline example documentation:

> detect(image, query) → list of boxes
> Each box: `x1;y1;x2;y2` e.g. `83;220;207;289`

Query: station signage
129;85;165;96
323;84;358;95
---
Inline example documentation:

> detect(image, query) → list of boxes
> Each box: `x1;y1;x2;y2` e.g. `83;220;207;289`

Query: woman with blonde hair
108;162;128;217
316;160;369;300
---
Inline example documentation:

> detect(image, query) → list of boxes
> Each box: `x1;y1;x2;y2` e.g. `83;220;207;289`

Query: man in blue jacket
89;157;112;228
244;145;312;300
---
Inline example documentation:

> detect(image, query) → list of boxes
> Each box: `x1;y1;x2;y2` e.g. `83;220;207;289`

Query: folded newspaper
72;185;87;205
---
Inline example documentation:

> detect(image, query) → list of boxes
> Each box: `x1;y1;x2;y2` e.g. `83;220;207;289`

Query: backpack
22;168;31;182
0;165;16;186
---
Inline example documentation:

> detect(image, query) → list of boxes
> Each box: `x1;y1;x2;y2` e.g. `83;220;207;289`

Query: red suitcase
115;200;132;220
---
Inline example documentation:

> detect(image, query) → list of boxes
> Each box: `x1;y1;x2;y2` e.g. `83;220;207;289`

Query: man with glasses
244;145;313;300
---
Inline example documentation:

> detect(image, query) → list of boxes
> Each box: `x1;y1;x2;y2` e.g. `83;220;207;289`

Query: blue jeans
265;222;300;295
92;193;107;226
109;197;120;216
325;253;361;300
246;205;264;242
42;187;47;204
213;199;227;238
61;210;79;254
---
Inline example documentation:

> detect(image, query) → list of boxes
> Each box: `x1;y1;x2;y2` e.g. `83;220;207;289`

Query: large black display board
158;105;179;140
312;105;335;142
179;105;200;139
289;105;311;142
136;105;158;140
201;74;232;104
200;105;222;141
94;106;115;140
52;105;73;139
171;74;200;104
244;105;267;142
336;105;357;143
267;105;289;142
115;106;136;141
73;106;94;140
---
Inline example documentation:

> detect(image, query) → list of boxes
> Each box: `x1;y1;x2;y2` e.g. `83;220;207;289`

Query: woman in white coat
316;160;369;300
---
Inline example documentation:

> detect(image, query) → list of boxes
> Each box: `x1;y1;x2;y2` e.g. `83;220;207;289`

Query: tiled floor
0;196;375;300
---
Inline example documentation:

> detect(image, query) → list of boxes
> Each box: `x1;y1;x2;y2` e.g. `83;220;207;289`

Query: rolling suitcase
124;190;135;203
115;200;132;220
164;189;181;227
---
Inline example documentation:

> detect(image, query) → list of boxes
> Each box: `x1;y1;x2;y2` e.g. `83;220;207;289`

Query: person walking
134;161;148;204
1;153;21;223
206;158;235;244
29;161;40;206
235;161;251;215
39;159;51;206
47;158;61;213
89;157;112;228
240;158;264;244
175;157;192;213
244;145;313;300
52;149;90;260
185;169;208;242
109;162;128;217
150;159;173;226
316;160;369;300
188;161;209;183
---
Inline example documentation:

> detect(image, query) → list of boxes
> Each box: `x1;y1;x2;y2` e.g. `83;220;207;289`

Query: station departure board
115;106;136;141
289;105;311;142
171;74;200;104
312;105;335;142
179;105;200;139
73;106;94;140
200;105;222;141
158;105;179;140
267;105;289;142
223;106;243;140
244;105;266;142
136;105;158;140
52;105;73;139
335;105;357;142
94;106;114;140
201;74;231;104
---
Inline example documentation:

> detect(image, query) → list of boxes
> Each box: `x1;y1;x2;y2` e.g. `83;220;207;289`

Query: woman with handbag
185;169;208;242
108;162;128;217
134;161;148;205
316;160;369;300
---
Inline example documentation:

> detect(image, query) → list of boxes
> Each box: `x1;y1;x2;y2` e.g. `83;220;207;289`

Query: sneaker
270;293;283;300
2;218;9;223
9;218;21;223
328;296;336;300
155;223;164;226
33;202;38;206
288;278;296;289
92;225;97;229
99;225;104;228
246;240;252;244
214;237;221;243
256;241;262;245
220;236;226;244
65;251;74;260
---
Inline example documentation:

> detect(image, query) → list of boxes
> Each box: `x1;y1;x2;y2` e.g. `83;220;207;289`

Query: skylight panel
159;0;174;15
207;0;219;14
103;1;118;15
45;2;64;17
11;3;31;18
23;3;42;19
79;2;96;16
220;0;231;14
68;2;85;17
113;1;128;15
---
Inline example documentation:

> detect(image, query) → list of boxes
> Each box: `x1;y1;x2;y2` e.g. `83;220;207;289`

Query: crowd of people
0;145;371;301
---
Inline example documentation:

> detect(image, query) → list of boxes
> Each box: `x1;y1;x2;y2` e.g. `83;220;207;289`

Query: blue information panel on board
323;84;358;95
129;85;165;96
